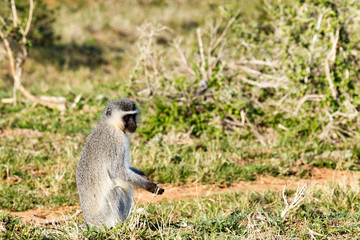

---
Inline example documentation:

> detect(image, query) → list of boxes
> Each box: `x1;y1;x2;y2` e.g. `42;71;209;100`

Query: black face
104;99;139;133
123;114;137;133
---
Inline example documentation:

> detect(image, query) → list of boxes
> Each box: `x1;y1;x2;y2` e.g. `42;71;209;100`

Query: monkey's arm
109;169;164;195
126;171;164;194
129;167;150;180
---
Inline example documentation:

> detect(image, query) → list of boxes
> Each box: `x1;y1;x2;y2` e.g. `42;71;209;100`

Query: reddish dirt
1;167;358;225
0;206;79;225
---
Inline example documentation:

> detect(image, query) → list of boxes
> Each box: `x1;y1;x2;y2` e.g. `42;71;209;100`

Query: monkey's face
104;99;139;134
123;114;137;133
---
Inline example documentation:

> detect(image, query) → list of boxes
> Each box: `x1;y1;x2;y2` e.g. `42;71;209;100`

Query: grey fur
76;98;164;228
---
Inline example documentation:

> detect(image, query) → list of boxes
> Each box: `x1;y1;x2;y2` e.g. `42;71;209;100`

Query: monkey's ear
106;107;112;116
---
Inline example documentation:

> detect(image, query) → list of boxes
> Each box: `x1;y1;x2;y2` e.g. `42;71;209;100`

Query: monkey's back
76;123;130;227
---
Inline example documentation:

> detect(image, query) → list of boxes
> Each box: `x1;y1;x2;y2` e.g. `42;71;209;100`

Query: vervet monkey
76;98;164;228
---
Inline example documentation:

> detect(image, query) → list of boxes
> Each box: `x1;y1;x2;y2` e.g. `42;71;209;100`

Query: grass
1;0;360;238
2;184;360;239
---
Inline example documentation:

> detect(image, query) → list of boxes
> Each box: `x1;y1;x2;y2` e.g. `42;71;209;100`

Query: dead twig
221;110;266;146
212;16;236;51
307;227;324;239
238;65;287;82
0;16;8;30
319;111;334;140
238;75;287;89
305;8;325;83
33;214;46;219
0;29;16;81
324;26;339;100
319;94;358;141
196;28;207;82
70;94;82;109
43;210;82;226
244;112;267;146
10;0;19;28
22;0;34;39
236;59;278;68
131;23;169;95
293;94;324;115
173;38;195;76
207;15;236;78
249;124;267;147
281;184;310;219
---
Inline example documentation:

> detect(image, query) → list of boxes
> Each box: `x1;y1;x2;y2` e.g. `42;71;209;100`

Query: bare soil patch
134;167;357;202
0;206;79;225
1;167;358;224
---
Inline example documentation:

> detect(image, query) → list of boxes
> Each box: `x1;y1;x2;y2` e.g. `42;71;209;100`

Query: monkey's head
103;98;138;135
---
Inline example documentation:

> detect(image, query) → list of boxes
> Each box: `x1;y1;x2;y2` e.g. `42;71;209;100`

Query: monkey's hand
154;185;164;195
143;175;150;181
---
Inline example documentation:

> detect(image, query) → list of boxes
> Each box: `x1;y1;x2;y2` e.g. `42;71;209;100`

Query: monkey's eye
123;115;129;122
